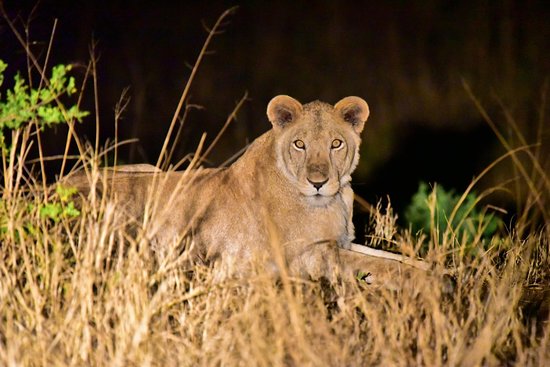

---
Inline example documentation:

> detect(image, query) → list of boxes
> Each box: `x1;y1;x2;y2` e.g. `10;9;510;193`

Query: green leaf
63;202;80;218
56;185;78;202
40;203;63;223
0;59;6;87
38;105;64;126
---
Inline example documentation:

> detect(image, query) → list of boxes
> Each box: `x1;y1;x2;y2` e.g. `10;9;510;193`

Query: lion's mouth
298;180;339;199
302;190;333;197
301;187;338;198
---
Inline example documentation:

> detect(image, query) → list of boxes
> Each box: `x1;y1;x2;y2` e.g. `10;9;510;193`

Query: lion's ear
267;95;303;129
334;96;369;134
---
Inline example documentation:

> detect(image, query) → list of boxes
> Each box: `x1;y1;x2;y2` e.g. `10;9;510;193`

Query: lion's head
267;95;369;206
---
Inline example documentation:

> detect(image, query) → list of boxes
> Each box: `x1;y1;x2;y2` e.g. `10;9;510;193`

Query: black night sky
1;0;549;214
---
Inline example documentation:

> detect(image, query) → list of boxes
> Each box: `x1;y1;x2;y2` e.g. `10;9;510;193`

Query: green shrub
38;185;81;223
404;181;504;254
0;60;87;240
0;59;88;152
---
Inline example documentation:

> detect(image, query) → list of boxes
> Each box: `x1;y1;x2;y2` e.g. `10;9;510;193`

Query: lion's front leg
336;248;428;289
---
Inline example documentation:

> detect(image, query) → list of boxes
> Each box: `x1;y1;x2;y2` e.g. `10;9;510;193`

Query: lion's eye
331;139;343;149
293;140;306;150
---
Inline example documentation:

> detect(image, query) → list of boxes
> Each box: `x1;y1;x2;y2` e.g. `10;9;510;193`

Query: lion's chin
304;193;336;207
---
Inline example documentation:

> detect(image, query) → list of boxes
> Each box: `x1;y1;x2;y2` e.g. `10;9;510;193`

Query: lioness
68;95;421;281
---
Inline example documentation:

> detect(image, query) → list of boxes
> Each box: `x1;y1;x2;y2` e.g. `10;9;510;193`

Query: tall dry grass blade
60;59;92;179
200;91;248;164
37;18;58;91
113;87;131;168
495;95;550;198
164;103;202;168
89;41;101;158
34;18;58;196
461;80;548;223
156;7;238;169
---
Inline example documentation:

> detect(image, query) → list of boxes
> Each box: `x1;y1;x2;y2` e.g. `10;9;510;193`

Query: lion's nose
307;178;328;190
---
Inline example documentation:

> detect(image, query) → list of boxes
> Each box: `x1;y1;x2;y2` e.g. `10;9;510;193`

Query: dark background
1;0;549;217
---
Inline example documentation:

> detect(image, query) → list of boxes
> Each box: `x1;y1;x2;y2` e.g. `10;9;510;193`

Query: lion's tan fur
66;96;423;281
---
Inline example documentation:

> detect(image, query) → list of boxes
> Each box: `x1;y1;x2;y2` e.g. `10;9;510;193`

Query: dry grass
0;159;548;366
1;7;549;367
